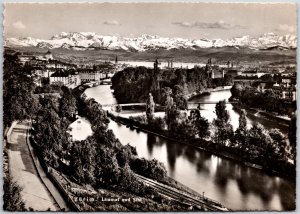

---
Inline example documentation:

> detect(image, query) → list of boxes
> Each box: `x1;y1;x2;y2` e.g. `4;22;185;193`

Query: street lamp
203;192;205;200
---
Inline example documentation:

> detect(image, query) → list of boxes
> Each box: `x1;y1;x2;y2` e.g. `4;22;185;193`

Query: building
225;69;241;78
69;73;81;87
272;84;296;101
46;60;77;70
50;69;81;88
240;70;268;78
19;55;33;65
79;70;104;83
35;50;54;61
166;60;174;69
50;70;70;85
252;81;275;92
282;89;296;101
44;50;53;60
282;78;292;87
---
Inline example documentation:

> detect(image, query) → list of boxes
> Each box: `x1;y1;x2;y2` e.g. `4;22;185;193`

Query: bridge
188;101;237;105
100;79;112;85
102;101;236;108
102;103;146;107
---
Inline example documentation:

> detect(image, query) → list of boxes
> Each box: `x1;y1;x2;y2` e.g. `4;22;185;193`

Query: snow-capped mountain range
4;32;297;51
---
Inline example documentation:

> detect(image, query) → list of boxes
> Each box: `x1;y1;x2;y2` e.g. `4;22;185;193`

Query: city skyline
4;3;296;40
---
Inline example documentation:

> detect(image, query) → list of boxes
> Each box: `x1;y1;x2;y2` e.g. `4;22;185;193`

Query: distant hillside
8;45;296;65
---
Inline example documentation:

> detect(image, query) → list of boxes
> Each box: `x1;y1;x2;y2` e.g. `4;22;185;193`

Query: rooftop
51;69;77;77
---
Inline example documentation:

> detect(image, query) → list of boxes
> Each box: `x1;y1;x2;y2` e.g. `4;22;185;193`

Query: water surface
86;85;295;211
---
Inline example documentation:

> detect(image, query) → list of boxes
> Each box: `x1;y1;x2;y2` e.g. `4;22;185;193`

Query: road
6;121;68;211
135;174;229;211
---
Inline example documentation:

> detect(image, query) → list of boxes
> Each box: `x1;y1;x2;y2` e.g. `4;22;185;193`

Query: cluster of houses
252;74;297;101
19;50;115;89
19;51;297;101
203;58;296;101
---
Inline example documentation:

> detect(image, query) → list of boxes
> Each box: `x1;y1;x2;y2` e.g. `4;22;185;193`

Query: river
85;85;295;211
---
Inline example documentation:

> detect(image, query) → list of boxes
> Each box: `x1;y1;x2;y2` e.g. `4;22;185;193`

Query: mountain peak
5;32;297;51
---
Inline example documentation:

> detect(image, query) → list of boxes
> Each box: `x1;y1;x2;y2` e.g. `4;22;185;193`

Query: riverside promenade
6;121;68;211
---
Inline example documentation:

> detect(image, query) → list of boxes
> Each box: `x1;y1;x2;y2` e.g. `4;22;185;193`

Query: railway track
135;174;229;211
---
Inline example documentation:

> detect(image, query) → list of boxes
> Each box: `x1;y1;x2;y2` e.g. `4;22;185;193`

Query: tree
69;140;96;185
232;109;248;149
59;86;77;120
173;85;188;110
150;63;161;103
3;176;26;211
116;144;137;167
3;52;38;126
116;104;122;113
161;87;172;106
165;94;180;132
247;123;272;161
238;110;247;131
188;109;210;139
94;147;120;187
150;117;166;131
230;83;243;98
288;115;296;161
261;74;273;82
212;100;233;146
146;93;155;122
215;100;230;123
268;129;288;162
130;158;167;181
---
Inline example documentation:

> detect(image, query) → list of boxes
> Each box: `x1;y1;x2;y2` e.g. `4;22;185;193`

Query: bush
130;158;167;181
3;176;26;211
149;117;166;131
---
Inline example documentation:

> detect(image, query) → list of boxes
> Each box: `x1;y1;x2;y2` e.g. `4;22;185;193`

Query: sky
3;3;297;40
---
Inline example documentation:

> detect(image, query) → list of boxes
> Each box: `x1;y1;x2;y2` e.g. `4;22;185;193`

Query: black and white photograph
2;2;297;211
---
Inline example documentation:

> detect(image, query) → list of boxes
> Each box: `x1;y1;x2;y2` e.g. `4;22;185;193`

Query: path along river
85;85;295;211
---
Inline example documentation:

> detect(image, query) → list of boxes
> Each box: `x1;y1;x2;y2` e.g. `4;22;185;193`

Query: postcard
3;2;296;211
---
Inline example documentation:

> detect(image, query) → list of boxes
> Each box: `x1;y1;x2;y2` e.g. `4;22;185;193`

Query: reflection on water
86;85;295;211
189;90;289;134
85;85;118;105
108;120;295;210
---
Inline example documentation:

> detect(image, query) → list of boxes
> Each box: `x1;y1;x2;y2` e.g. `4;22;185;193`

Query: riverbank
74;85;232;211
231;102;291;124
107;112;295;181
187;86;232;100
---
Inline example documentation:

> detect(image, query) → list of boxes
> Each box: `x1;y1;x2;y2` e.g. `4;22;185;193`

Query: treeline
29;84;186;210
225;106;295;175
127;93;210;141
112;66;233;107
230;83;296;116
31;88;179;210
30;88;176;210
128;95;295;177
3;52;38;127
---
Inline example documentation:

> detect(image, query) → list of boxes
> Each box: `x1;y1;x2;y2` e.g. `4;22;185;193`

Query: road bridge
100;79;112;85
102;103;146;107
189;101;237;105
